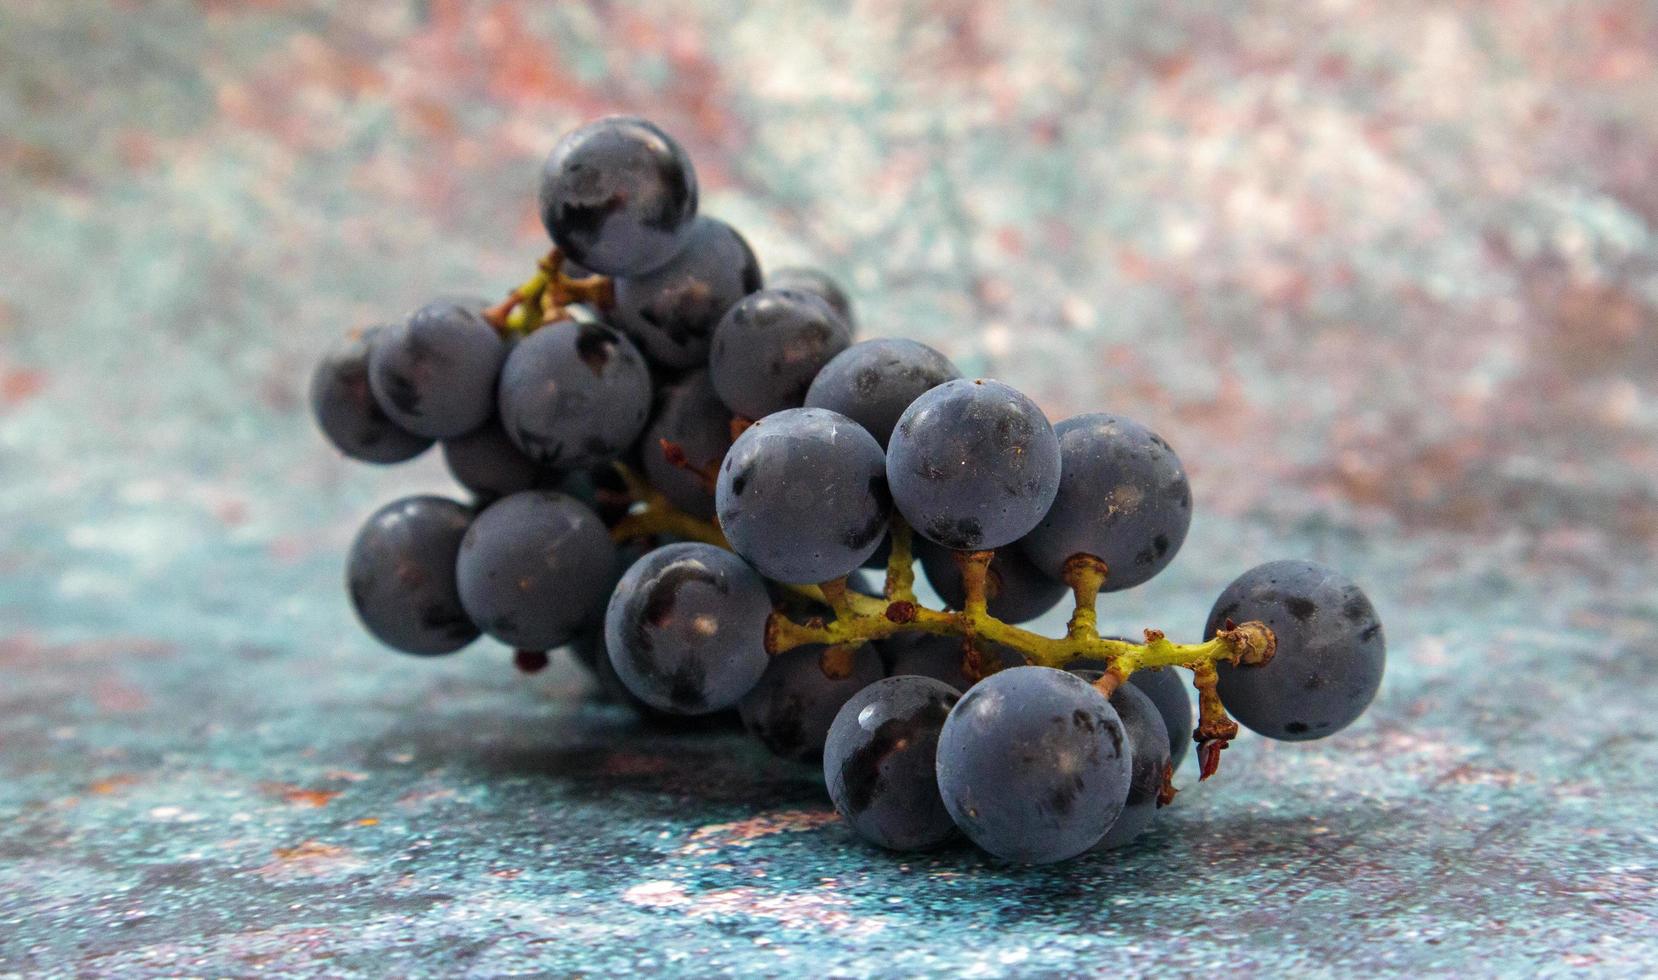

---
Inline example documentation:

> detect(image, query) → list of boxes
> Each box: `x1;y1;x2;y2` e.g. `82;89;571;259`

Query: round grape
612;216;761;369
456;491;615;650
1021;414;1191;591
915;538;1067;623
367;299;504;440
739;643;884;764
640;370;731;520
346;495;478;655
935;666;1131;863
537;116;698;276
883;632;1025;691
1127;667;1193;770
497;318;652;469
886;379;1061;551
311;327;433;464
442;418;547;501
767;267;854;327
1207;560;1386;741
715;407;891;584
604;543;772;714
823;675;960;851
709;289;852;420
805;338;961;448
1098;684;1170;850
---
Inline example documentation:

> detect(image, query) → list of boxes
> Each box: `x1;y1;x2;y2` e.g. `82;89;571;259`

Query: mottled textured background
2;0;1655;975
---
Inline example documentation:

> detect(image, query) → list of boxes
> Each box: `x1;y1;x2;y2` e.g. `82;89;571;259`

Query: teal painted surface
1;1;1655;974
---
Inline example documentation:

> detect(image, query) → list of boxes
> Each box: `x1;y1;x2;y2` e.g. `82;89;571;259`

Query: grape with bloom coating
1207;560;1386;741
1064;682;1170;850
497;318;653;470
604;543;773;714
368;299;504;440
768;267;854;327
1127;667;1192;769
346;496;478;655
537;116;698;276
311;327;433;464
805;338;961;448
612;216;761;369
915;538;1066;623
1021;413;1191;591
887;379;1061;551
456;491;615;650
882;633;1025;692
442;418;546;501
935;666;1131;863
709;289;852;420
824;675;961;851
715;407;891;584
739;642;884;763
640;370;731;520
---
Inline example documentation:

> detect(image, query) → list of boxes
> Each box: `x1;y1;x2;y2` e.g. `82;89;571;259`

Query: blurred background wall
2;0;1654;700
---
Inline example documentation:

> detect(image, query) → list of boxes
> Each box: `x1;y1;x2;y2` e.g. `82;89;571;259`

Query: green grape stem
611;483;1275;779
483;249;614;337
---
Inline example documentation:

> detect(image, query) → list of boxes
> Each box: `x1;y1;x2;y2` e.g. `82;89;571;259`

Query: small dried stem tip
513;649;550;674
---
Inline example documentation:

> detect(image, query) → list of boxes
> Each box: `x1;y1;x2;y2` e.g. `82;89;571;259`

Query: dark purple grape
442;418;547;501
935;666;1131;863
882;632;1025;691
824;675;960;851
886;379;1061;551
805;338;960;448
455;491;615;650
1128;667;1192;769
574;625;745;732
1207;560;1386;741
1021;414;1192;591
640;370;731;520
738;643;884;764
767;267;855;328
537;116;698;276
497;318;652;469
709;289;852;419
346;495;478;655
604;543;772;714
311;327;433;464
612;216;761;369
1098;684;1169;850
715;407;891;584
914;538;1067;624
367;299;505;440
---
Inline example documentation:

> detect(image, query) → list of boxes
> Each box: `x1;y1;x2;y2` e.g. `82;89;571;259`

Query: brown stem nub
820;644;858;679
1090;667;1125;699
1215;619;1276;667
514;649;550;674
1157;761;1178;808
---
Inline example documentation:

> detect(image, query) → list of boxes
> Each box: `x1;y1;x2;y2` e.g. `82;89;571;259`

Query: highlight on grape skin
314;114;1390;866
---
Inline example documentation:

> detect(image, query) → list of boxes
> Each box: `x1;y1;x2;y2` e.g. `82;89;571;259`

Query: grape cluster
312;116;1388;865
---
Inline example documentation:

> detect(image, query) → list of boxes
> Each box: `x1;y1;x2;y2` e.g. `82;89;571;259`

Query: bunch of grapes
311;116;1387;865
